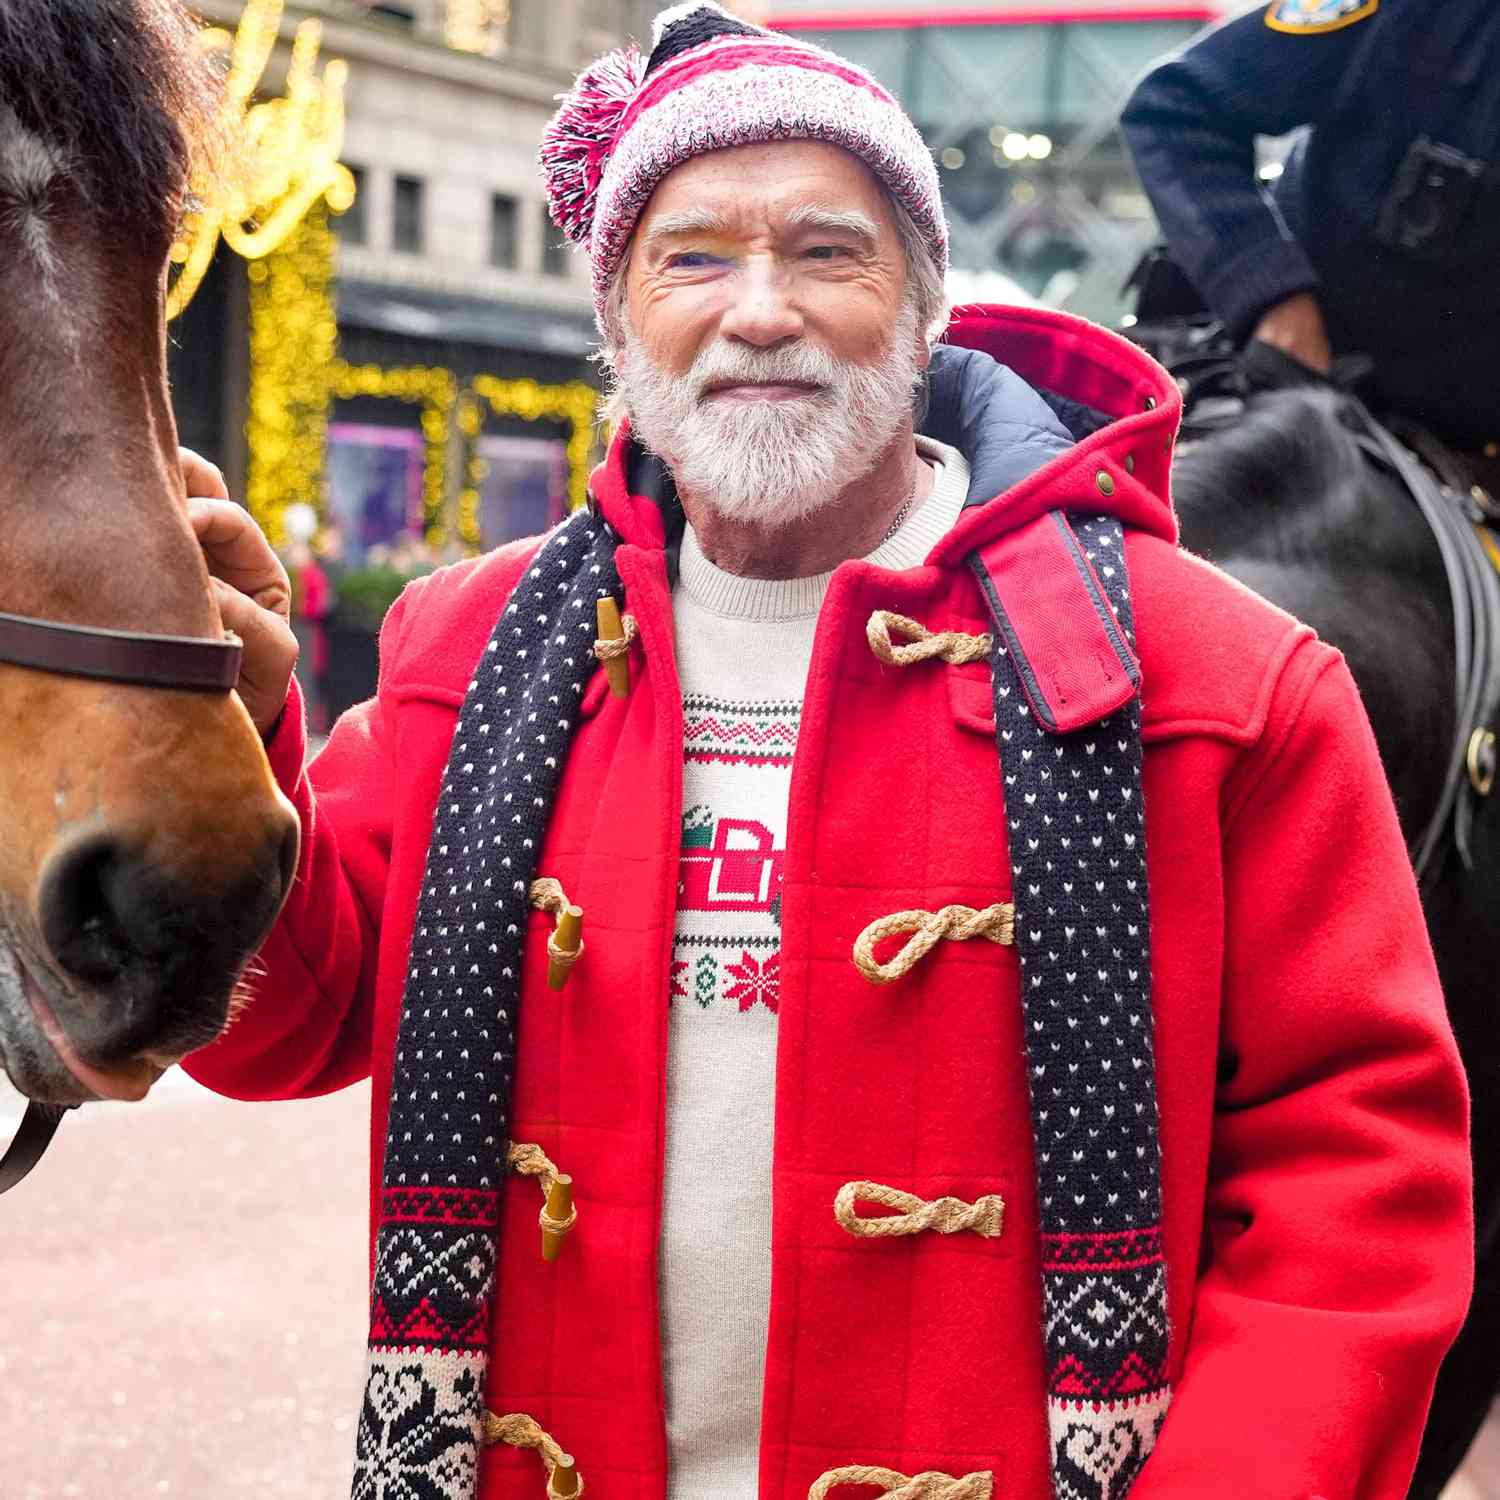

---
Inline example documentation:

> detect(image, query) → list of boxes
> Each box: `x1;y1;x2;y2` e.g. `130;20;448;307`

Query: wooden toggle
508;1142;579;1261
540;1174;575;1264
530;878;584;990
594;597;634;697
483;1410;583;1497
547;903;583;990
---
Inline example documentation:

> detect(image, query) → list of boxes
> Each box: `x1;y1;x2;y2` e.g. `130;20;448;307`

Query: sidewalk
0;1073;368;1499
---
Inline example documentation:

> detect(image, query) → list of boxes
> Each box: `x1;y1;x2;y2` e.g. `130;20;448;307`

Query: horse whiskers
221;971;261;1031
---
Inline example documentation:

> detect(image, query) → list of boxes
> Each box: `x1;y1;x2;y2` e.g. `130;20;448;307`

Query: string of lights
245;204;341;546
458;377;600;548
329;360;459;546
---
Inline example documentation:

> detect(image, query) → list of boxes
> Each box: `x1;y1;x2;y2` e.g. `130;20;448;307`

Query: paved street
0;1073;369;1499
0;1072;1494;1498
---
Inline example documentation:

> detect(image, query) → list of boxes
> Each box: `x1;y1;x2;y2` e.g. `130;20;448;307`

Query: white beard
615;301;922;528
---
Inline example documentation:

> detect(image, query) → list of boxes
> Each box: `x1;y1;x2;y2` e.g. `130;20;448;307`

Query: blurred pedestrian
285;540;332;735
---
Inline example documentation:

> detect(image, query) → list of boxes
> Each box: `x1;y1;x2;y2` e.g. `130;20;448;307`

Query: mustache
684;339;848;400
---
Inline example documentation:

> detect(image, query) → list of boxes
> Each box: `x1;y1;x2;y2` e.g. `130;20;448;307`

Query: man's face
617;140;926;527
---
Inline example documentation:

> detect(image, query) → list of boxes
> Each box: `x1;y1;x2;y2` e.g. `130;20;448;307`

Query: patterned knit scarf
974;512;1172;1500
349;505;1170;1500
351;509;619;1500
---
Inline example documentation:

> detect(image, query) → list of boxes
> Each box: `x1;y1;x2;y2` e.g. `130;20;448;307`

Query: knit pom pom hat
540;2;947;323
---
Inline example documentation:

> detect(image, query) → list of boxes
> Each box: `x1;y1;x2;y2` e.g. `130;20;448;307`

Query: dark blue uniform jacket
1121;0;1500;447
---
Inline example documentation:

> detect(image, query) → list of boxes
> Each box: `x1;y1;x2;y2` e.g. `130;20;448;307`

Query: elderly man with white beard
185;6;1472;1500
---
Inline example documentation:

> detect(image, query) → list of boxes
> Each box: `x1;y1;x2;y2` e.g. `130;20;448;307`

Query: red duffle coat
187;305;1473;1500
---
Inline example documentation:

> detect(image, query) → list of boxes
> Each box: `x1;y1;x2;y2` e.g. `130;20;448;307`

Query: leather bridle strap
0;610;241;692
0;609;240;1195
1353;411;1500;885
0;1101;69;1195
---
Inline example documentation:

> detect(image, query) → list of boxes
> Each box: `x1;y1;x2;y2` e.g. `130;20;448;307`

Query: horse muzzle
0;815;298;1103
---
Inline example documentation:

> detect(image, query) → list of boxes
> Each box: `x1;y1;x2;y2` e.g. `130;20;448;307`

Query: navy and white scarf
349;504;1170;1500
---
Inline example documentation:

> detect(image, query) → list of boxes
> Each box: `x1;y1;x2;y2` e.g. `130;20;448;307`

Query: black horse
1170;378;1500;1498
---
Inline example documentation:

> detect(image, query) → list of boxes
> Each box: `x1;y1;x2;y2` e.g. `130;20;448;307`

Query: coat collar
587;302;1182;559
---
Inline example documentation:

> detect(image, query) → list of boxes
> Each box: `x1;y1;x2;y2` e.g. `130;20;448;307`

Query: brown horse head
0;0;299;1105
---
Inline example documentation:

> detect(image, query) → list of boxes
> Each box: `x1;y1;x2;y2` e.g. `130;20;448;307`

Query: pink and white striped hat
540;2;948;322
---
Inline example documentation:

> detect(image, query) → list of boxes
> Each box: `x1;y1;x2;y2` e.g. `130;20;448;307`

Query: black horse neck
1172;385;1455;840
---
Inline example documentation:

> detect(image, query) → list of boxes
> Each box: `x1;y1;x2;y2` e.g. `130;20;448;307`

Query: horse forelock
0;0;218;252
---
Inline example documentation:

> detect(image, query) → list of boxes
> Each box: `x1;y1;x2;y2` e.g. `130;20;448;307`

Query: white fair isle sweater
662;437;972;1498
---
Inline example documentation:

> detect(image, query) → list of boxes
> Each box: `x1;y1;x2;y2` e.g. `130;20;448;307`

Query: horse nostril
37;834;141;986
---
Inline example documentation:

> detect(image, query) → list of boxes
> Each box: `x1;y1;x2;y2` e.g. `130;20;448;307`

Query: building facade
173;0;658;565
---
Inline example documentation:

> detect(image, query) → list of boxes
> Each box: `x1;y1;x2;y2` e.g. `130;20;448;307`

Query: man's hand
182;448;299;738
1251;292;1332;375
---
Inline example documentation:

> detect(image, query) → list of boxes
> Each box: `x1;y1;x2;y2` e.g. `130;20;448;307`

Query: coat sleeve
1135;642;1473;1499
182;580;420;1101
1119;3;1379;341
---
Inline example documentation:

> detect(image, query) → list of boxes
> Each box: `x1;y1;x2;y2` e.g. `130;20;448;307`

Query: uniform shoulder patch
1265;0;1377;34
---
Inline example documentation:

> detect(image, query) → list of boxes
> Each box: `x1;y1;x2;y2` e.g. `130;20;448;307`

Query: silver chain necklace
878;464;928;546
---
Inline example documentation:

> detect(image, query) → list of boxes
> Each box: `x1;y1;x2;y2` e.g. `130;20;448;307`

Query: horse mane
0;0;219;247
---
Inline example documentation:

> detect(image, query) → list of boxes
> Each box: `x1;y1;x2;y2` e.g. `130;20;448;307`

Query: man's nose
718;262;805;347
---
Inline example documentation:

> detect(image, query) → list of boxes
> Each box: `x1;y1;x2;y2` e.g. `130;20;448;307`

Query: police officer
1121;0;1500;459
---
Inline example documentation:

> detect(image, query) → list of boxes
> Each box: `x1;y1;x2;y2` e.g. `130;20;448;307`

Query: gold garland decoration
169;0;354;320
203;0;603;556
327;361;459;546
245;202;340;546
457;377;600;550
246;221;597;549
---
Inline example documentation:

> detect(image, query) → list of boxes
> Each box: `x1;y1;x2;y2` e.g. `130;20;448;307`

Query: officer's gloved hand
1242;338;1330;391
1243;339;1376;395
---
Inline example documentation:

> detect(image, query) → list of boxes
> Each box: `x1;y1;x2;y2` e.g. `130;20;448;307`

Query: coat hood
588;302;1183;560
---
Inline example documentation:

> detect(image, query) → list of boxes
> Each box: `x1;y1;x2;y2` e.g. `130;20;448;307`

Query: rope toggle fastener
508;1141;577;1261
866;610;992;667
853;903;1015;985
808;1465;993;1499
530;877;583;990
484;1410;583;1497
834;1180;1004;1239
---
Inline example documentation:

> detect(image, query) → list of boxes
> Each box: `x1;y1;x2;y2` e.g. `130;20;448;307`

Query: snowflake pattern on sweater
672;695;799;1013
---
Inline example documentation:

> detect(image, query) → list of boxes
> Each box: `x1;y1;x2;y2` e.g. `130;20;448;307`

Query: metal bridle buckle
1467;727;1497;797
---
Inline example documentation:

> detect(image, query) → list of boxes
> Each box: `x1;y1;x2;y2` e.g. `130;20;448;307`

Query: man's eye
668;252;728;269
805;245;853;260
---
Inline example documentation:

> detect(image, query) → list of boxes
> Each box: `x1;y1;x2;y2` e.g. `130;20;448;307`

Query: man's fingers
188;498;294;618
210;575;299;678
180;447;229;502
208;575;264;641
209;578;300;737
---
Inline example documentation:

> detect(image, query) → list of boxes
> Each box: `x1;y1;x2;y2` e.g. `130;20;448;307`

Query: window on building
489;193;519;269
540;202;568;277
393;175;425;254
338;165;368;245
